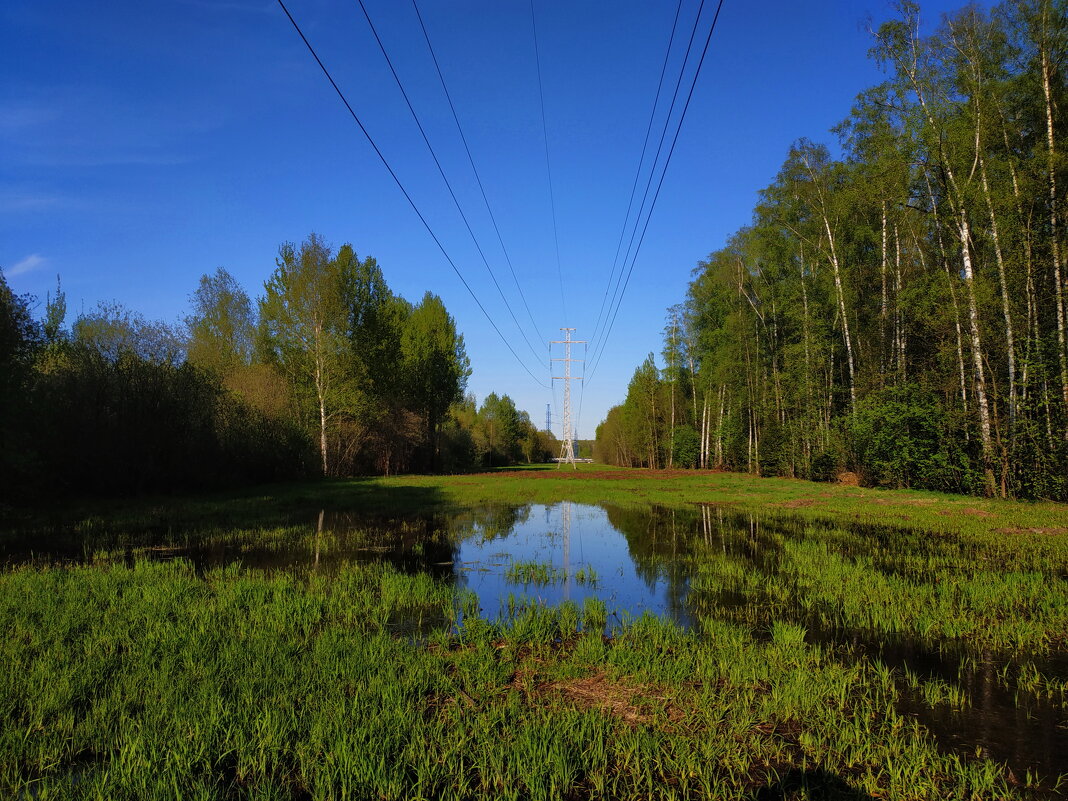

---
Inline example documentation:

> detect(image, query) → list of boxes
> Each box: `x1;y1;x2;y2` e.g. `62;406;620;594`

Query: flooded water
3;500;1067;789
452;503;694;626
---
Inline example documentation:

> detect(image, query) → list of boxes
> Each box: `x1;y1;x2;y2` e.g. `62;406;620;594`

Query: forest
0;233;555;501
596;0;1068;501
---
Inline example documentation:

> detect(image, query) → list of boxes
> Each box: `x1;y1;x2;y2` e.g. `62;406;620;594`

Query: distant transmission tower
550;328;586;469
545;403;551;434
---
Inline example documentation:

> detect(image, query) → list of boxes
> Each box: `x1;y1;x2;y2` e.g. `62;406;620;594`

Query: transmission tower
545;403;551;434
550;328;586;469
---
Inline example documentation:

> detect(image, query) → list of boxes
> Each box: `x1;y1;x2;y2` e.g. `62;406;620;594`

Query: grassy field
2;466;1067;799
0;559;1047;800
9;463;1068;541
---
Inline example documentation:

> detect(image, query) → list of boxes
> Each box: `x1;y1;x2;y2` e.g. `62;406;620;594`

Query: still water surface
4;500;1066;790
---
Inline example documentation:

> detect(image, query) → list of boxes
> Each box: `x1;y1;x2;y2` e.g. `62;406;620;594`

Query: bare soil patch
504;666;682;729
546;670;682;728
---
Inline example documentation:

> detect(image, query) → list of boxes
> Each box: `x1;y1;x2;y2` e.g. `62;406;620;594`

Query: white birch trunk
716;386;726;466
881;202;889;376
894;223;905;380
1041;41;1068;435
825;223;857;410
960;215;998;494
979;155;1017;426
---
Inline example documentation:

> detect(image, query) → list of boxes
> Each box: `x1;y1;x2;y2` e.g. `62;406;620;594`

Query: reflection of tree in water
604;504;793;626
602;504;705;623
321;510;459;579
449;504;532;544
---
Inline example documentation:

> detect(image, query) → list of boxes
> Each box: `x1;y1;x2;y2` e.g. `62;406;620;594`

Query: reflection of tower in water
562;501;571;602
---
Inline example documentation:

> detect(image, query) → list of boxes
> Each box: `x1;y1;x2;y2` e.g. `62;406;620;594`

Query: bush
670;425;700;468
8;343;312;501
810;448;841;483
848;384;972;491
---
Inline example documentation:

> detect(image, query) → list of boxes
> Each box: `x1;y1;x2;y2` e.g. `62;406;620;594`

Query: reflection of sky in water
453;502;692;627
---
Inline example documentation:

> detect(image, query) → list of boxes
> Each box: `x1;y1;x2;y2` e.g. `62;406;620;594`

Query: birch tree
259;234;352;476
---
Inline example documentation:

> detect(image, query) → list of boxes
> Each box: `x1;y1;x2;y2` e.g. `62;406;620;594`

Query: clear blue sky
2;0;981;439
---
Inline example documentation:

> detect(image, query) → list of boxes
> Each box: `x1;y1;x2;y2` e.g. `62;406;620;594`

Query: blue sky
2;0;982;439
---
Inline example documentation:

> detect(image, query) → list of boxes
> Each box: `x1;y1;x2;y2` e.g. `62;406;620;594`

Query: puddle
452;502;694;627
3;500;1067;790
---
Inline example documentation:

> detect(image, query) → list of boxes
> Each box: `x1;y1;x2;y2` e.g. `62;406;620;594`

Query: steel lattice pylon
551;328;586;468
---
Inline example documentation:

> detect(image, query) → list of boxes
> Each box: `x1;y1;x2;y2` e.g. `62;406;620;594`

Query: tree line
0;233;554;502
596;0;1068;501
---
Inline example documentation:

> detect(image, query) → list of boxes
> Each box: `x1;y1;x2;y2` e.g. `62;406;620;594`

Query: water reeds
687;519;1068;656
505;560;565;586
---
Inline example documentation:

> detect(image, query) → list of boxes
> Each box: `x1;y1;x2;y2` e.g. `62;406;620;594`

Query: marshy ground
2;466;1066;799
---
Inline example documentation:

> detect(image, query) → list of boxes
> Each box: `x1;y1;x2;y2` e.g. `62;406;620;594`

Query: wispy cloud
0;103;61;134
177;0;275;14
1;87;216;170
7;253;47;277
0;190;63;212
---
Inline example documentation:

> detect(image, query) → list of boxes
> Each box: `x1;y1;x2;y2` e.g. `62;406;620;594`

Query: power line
354;0;548;370
590;0;685;353
591;0;709;357
575;372;586;445
275;0;549;389
589;0;724;383
587;0;725;385
530;0;567;326
410;0;545;353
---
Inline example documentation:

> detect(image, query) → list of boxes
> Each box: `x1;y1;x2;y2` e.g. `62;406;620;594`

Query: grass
505;560;565;585
574;565;599;585
7;462;1068;544
682;509;1068;656
0;559;1043;800
3;466;1068;797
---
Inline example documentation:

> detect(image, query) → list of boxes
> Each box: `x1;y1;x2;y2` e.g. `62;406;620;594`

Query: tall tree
186;267;255;377
401;292;470;470
259;234;353;475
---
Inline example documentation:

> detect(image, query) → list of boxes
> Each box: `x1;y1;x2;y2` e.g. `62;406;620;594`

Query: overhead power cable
530;0;567;326
589;0;685;353
591;0;708;358
575;362;586;446
587;0;725;385
275;0;549;389
354;0;548;370
410;0;545;351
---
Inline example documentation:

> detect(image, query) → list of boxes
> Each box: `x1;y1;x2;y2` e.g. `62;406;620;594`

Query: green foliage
0;270;41;492
42;275;66;345
73;300;185;365
437;415;477;474
3;232;544;501
596;0;1068;500
259;234;354;475
21;343;310;496
472;392;521;467
809;445;844;483
849;384;974;491
401;292;470;470
670;425;700;469
185;267;254;376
